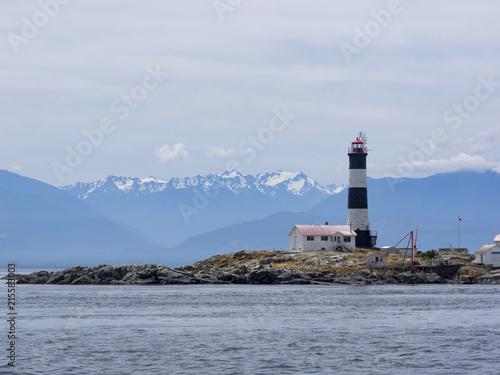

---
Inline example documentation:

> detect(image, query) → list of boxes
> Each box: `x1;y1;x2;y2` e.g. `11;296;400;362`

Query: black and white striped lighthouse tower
347;132;376;248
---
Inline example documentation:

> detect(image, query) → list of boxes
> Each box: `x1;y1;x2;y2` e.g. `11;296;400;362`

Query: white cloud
384;153;500;178
412;153;497;173
206;147;238;158
154;143;189;164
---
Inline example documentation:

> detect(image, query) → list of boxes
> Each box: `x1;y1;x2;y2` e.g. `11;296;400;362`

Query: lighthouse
347;132;376;248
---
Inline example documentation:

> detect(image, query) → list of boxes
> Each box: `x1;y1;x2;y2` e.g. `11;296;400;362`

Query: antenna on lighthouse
359;131;370;152
359;131;367;145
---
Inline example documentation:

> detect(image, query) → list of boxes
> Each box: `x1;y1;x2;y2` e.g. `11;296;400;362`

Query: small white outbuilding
367;253;387;268
475;234;500;268
289;224;357;252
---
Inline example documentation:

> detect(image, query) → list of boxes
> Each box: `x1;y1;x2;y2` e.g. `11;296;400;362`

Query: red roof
352;137;364;144
289;225;357;237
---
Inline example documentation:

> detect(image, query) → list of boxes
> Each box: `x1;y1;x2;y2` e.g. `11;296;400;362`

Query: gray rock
248;269;283;284
218;273;246;284
9;255;482;286
11;264;213;285
476;274;500;284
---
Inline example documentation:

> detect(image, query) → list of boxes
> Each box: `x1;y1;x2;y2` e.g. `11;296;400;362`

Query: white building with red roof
475;234;500;268
289;223;357;252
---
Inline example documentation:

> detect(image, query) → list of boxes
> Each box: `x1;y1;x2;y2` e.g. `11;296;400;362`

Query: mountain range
62;170;339;199
60;171;341;247
1;169;498;268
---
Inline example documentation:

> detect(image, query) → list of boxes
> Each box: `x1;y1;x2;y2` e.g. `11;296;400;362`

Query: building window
307;236;314;241
344;237;351;243
321;236;328;241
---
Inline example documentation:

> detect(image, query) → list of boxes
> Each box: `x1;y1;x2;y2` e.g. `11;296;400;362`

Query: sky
1;0;499;187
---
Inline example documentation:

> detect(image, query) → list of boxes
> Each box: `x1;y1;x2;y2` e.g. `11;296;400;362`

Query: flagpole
458;215;461;248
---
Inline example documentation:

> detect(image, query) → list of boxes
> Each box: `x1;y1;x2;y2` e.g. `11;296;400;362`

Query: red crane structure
369;226;419;271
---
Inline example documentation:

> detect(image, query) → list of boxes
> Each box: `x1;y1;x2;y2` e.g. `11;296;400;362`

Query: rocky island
10;249;500;285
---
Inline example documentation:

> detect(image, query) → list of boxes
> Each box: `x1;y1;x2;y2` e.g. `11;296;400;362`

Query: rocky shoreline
10;264;451;285
10;250;500;285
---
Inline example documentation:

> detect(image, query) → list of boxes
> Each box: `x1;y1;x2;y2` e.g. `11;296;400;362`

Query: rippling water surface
3;284;500;374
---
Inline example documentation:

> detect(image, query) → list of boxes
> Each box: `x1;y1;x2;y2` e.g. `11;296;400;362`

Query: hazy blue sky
1;1;499;186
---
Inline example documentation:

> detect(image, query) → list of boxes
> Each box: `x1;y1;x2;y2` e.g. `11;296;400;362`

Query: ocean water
3;284;500;375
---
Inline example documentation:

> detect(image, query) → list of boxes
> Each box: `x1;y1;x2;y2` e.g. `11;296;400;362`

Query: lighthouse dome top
352;137;364;145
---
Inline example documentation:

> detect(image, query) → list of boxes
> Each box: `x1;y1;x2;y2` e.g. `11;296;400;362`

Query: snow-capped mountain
60;171;344;248
61;170;343;200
